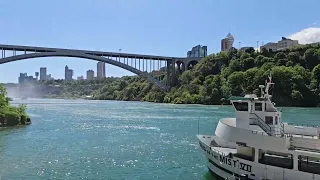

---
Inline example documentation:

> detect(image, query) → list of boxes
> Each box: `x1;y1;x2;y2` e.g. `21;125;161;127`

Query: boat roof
228;95;267;102
228;96;253;101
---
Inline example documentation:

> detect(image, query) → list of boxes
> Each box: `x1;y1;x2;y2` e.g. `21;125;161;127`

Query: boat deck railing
251;130;268;136
291;147;320;153
286;133;319;139
250;113;287;137
249;113;273;136
280;121;285;135
287;123;319;128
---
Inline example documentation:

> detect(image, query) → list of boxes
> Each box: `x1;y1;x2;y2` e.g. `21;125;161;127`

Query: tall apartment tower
65;65;73;80
86;70;94;80
39;67;47;81
97;62;106;79
187;45;207;58
221;33;234;52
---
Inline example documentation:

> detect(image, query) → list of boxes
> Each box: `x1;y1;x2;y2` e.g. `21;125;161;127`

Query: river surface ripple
1;99;319;180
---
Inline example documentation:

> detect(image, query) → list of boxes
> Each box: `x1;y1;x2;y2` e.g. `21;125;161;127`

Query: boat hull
198;134;320;180
208;167;251;180
206;157;252;180
208;168;229;180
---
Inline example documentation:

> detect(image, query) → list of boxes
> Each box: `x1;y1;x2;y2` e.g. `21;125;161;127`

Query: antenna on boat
264;72;274;99
269;72;272;81
259;85;265;98
197;116;200;135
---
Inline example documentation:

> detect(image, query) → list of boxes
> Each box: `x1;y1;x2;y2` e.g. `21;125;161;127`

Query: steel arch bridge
0;44;202;91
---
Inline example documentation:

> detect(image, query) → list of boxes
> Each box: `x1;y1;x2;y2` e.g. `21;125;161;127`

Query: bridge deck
0;44;192;60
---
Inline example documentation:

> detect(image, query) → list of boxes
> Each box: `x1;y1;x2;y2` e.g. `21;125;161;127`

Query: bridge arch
0;51;168;90
187;60;198;70
175;60;186;74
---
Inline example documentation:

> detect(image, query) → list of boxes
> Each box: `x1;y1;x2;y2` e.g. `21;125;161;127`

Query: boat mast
264;73;274;100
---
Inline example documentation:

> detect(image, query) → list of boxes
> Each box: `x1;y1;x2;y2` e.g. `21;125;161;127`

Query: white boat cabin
228;82;284;137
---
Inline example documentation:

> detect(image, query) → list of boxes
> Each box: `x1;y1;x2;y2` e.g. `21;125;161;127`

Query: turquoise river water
1;99;320;180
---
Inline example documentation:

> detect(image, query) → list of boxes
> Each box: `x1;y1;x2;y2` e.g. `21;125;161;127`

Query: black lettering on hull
240;162;252;173
218;155;252;173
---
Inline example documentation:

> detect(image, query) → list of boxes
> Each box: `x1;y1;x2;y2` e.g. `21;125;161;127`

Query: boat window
259;150;293;169
233;102;248;111
275;116;278;125
255;103;262;111
265;116;273;125
298;155;320;175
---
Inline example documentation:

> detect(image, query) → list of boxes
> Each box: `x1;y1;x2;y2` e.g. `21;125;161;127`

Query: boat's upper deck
215;117;320;156
198;134;320;178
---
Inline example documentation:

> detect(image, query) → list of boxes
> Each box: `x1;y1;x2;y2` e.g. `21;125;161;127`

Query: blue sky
0;0;320;83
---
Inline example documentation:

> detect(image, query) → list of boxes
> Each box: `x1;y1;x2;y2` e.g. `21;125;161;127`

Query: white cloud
288;27;320;44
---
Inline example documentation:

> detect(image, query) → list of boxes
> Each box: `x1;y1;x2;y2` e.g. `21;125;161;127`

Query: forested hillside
32;44;320;107
91;45;320;107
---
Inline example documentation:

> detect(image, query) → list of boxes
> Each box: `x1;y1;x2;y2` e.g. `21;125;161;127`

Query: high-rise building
65;65;68;80
187;45;207;58
221;33;234;52
46;74;53;80
18;73;36;84
39;67;47;81
18;73;27;84
77;76;84;80
97;62;106;79
65;65;73;80
86;70;94;80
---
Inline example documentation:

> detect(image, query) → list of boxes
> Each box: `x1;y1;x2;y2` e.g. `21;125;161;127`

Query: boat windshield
233;102;248;111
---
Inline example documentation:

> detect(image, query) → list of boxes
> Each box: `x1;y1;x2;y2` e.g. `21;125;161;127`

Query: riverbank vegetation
12;44;320;107
0;84;31;126
41;77;119;99
93;44;320;107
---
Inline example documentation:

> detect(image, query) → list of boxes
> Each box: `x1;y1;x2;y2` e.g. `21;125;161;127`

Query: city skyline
1;0;320;83
10;35;316;84
5;32;320;84
17;62;110;83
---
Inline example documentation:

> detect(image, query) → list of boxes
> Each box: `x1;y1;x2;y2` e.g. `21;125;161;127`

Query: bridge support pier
166;59;176;88
166;60;171;87
171;59;176;86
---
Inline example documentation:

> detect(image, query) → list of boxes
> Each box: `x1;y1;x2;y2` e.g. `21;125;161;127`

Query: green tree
0;84;8;108
312;64;320;82
255;55;266;67
287;52;300;65
227;72;245;96
227;47;238;62
244;47;255;54
241;57;255;71
304;48;320;70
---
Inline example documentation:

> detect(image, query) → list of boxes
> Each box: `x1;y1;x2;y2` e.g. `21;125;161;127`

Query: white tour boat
198;75;320;180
